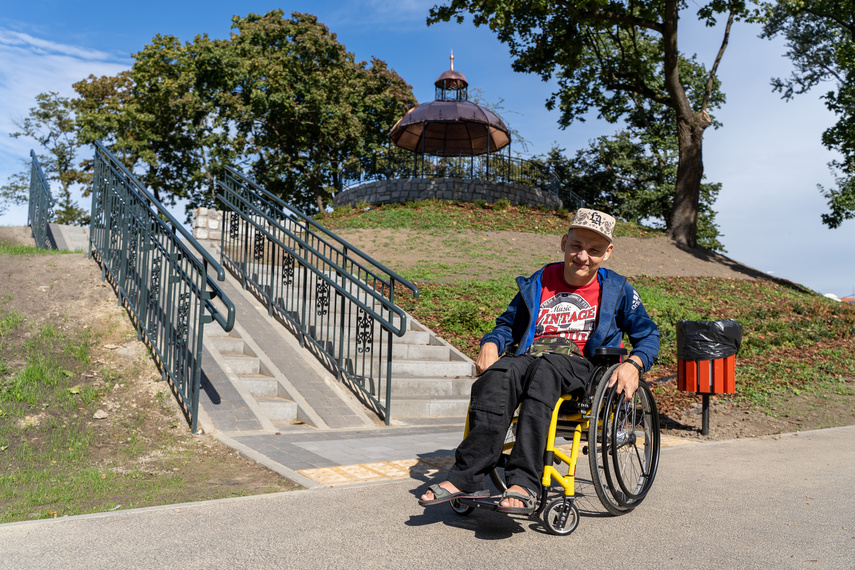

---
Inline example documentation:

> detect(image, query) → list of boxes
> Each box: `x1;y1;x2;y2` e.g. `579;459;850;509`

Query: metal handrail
342;148;551;190
217;168;419;424
28;151;54;249
220;184;407;333
341;147;585;209
89;141;235;432
225;167;419;302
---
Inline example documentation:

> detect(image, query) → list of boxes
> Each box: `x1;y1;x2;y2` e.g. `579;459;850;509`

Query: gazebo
390;52;511;164
334;54;565;210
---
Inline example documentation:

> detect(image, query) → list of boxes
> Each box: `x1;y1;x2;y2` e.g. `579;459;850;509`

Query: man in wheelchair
419;208;660;515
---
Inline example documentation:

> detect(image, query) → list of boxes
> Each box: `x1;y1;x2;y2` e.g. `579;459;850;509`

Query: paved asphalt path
1;427;853;569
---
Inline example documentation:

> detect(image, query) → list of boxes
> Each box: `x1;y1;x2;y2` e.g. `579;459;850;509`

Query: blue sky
1;0;853;297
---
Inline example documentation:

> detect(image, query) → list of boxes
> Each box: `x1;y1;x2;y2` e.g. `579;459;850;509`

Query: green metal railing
89;141;235;433
217;167;419;424
28;151;54;249
342;147;585;210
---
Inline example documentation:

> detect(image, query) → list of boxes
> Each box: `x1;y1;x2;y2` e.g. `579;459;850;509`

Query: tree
10;92;89;225
75;39;239;218
219;11;416;212
542;46;727;250
128;34;237;210
429;0;754;248
0;167;29;216
762;0;855;228
16;11;414;221
547;137;725;250
73;71;140;172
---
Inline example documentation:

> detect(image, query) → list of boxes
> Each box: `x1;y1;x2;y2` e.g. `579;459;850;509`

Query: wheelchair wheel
587;364;635;516
543;498;580;536
449;499;475;516
602;380;660;506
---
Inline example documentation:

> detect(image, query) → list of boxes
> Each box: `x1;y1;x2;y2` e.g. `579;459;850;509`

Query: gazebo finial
450;50;454;71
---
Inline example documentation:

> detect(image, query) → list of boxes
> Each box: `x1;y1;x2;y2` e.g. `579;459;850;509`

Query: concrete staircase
385;319;475;419
199;241;476;433
206;328;299;425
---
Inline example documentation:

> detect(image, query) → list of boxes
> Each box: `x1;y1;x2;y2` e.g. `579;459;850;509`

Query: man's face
561;228;613;286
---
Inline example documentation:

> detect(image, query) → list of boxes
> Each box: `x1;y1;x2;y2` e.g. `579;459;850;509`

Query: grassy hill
318;200;855;430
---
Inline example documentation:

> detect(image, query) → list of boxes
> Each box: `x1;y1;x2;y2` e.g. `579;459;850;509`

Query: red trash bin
675;320;742;435
677;355;736;394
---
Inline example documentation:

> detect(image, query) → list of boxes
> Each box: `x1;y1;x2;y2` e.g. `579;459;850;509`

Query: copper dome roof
434;69;468;91
390;100;510;156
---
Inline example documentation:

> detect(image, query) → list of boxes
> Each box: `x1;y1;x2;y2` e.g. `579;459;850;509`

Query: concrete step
391;395;470;418
391;376;475;397
296;304;405;327
330;339;456;361
391;343;454;361
341;358;473;378
256;397;299;422
390;360;474;378
399;330;431;345
240;374;280;398
220;353;261;375
206;333;246;354
303;326;427;348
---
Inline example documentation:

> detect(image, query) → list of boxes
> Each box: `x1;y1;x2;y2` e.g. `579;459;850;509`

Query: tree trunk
313;163;325;213
661;0;711;249
669;111;710;248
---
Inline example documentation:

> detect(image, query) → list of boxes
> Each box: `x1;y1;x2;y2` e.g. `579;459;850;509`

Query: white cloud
0;28;129;226
0;29;119;61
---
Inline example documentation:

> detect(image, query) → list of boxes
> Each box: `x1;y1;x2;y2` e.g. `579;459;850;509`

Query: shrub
494;198;511;211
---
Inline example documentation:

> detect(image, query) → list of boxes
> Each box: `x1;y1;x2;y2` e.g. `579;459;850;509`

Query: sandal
418;483;490;506
497;487;538;515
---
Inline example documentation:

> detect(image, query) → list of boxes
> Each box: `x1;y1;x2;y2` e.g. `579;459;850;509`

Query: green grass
0;309;147;519
0;310;24;337
317;198;661;237
394;259;855;409
0;292;292;523
0;243;67;256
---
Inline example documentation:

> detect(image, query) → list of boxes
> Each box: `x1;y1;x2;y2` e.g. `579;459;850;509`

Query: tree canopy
428;0;753;248
11;92;90;224
6;10;416;222
763;0;855;228
216;11;416;212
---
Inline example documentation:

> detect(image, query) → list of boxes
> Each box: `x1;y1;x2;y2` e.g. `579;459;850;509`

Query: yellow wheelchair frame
452;348;661;535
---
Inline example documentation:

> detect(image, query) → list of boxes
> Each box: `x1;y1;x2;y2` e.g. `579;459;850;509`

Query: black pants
446;353;594;495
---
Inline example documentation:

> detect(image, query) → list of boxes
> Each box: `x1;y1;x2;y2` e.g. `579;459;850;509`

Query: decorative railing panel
28;151;54;249
217;167;418;424
89;142;235;432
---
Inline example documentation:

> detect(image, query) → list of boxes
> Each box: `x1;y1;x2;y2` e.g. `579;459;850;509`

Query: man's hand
608;358;642;398
475;342;500;375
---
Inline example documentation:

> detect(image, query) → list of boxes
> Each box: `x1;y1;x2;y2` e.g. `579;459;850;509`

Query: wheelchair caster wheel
449;498;474;516
543;498;580;536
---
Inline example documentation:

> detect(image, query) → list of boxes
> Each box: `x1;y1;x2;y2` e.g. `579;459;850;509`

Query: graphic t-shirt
533;264;601;354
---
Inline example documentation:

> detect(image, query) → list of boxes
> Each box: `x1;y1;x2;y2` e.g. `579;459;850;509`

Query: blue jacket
480;264;660;371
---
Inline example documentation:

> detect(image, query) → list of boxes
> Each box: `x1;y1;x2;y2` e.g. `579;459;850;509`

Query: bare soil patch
0;228;298;520
335;228;773;282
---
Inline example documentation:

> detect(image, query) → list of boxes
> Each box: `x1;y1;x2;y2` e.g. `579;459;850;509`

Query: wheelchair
449;347;661;536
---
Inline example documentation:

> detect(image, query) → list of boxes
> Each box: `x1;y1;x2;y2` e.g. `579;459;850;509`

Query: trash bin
676;319;742;435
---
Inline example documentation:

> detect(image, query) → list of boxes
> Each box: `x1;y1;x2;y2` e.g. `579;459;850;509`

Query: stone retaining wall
333;178;562;210
192;208;223;241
